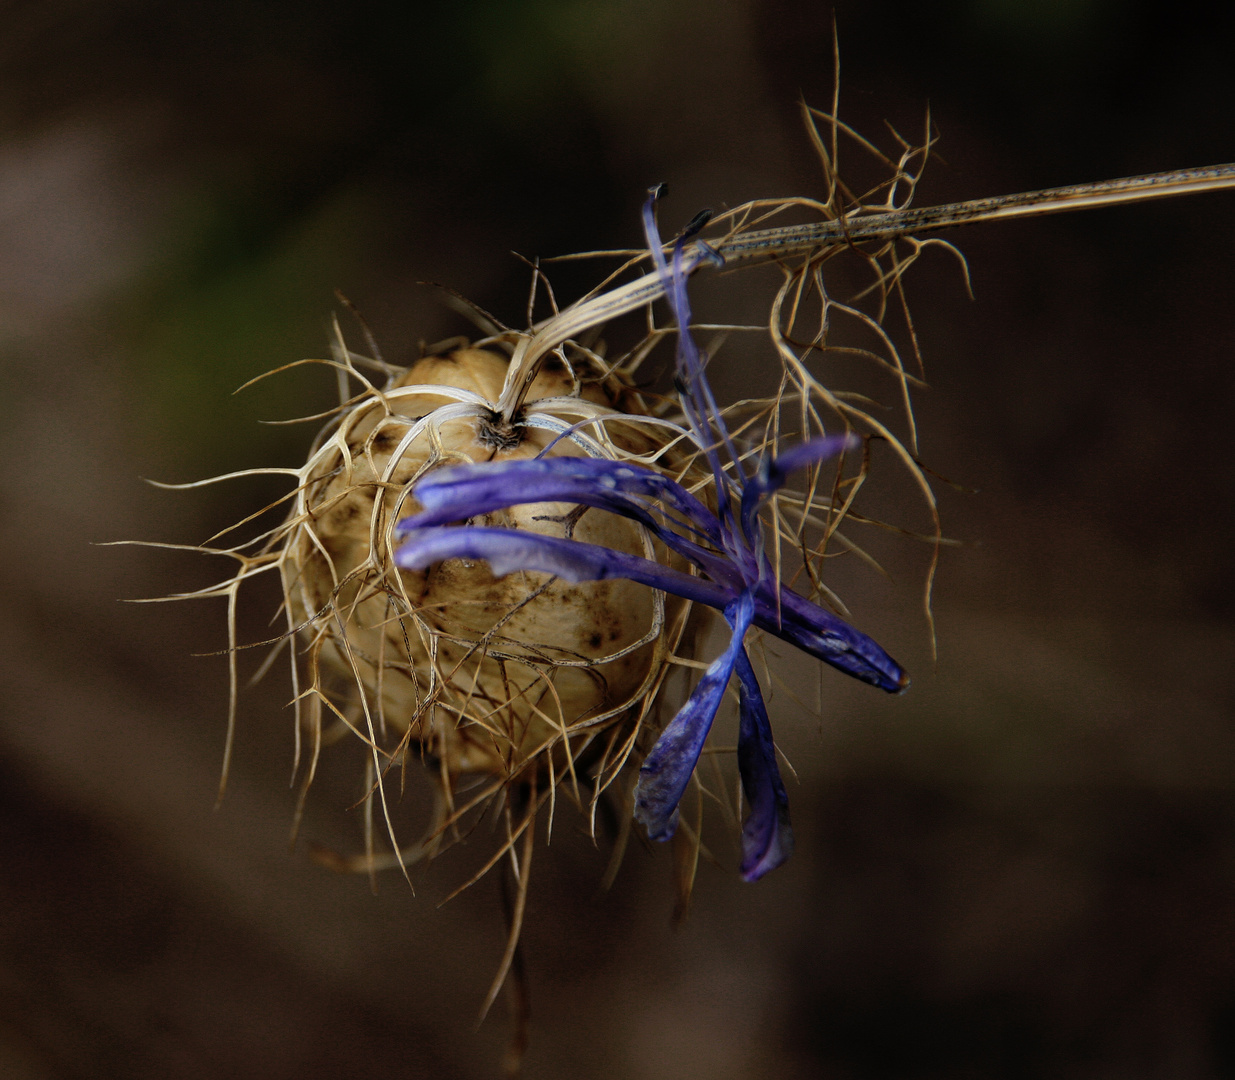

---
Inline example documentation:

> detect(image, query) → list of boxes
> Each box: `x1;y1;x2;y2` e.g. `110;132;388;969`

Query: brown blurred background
3;1;1235;1077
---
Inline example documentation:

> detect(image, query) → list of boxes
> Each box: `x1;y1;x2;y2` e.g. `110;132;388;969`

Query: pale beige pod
285;345;689;796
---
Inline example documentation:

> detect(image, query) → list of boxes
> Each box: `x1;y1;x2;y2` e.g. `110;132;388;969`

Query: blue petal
395;524;907;692
633;594;755;840
768;586;908;693
401;456;730;582
642;194;745;527
406;457;724;546
402;456;751;593
395;525;733;610
732;647;793;881
739;433;860;550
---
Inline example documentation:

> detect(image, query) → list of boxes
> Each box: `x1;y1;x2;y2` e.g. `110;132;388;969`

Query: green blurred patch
966;0;1112;48
126;184;381;482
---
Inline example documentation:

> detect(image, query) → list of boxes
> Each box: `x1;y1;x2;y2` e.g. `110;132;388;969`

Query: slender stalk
716;163;1235;260
498;164;1235;405
496;162;1235;415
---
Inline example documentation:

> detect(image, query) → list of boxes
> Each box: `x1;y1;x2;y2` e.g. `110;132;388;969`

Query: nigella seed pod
286;345;689;787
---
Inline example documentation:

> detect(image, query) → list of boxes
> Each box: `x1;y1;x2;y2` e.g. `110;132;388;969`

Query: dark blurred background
3;1;1235;1077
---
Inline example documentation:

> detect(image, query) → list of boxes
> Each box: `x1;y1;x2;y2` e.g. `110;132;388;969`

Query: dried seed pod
286;344;690;817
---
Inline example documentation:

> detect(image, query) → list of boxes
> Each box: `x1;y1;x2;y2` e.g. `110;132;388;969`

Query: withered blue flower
395;192;906;880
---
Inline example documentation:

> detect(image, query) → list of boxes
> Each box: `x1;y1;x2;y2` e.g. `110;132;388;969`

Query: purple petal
633;594;755;840
762;434;863;485
396;523;906;692
767;586;908;693
732;647;793;880
395;525;733;610
642;193;744;522
401;456;749;594
739;433;860;548
403;456;723;546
